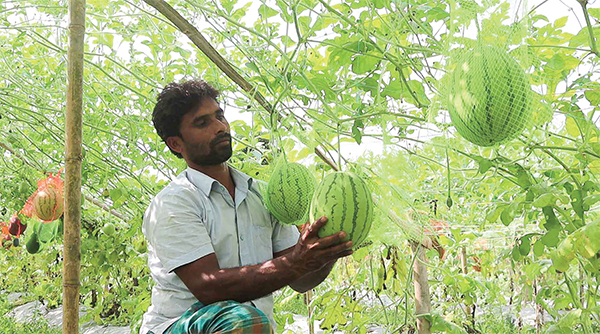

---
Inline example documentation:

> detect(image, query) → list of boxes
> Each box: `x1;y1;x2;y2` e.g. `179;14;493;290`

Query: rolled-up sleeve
145;192;214;273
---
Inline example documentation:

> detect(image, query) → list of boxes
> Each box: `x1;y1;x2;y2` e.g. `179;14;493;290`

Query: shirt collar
185;166;253;197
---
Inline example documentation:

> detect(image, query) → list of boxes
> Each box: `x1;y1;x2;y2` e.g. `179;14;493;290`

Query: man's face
170;97;232;166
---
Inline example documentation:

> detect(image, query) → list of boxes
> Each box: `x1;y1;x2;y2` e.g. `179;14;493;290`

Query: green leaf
542;228;560;248
351;54;380;75
554;16;568;28
570;25;600;47
532;193;556;208
501;203;517;226
245;62;260;73
511;246;521;261
519;236;531;256
280;35;295;47
258;4;279;18
478;158;493;174
486;205;503;223
516;170;531;188
533;239;545;257
569;188;584;218
583;194;600;209
542;206;560;231
574;220;600;258
109;188;123;202
566;116;581;137
584;89;600;106
351;119;364;144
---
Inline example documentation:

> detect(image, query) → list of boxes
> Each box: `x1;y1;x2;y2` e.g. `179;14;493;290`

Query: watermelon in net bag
21;170;64;222
428;0;553;147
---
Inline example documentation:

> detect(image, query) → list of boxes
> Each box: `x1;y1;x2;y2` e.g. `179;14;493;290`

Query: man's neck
189;162;235;198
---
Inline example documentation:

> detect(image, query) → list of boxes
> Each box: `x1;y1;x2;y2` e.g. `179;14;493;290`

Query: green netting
263;160;316;225
447;44;533;146
432;0;553;147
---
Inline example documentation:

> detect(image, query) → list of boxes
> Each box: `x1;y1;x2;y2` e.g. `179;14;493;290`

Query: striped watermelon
309;172;373;248
33;186;64;221
264;162;316;225
447;45;533;146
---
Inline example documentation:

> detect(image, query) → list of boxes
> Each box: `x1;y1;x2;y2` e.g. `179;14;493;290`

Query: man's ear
166;136;184;155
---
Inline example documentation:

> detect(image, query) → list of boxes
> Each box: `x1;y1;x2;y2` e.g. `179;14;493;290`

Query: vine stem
564;272;593;334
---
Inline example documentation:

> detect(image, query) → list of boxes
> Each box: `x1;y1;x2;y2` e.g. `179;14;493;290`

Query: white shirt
139;167;300;334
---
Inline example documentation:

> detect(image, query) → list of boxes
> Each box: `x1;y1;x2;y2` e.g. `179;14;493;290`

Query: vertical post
410;241;431;334
63;0;86;333
460;246;473;325
534;275;543;334
304;290;314;334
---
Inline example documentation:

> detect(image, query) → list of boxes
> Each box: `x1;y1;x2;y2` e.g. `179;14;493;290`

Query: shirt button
240;235;244;241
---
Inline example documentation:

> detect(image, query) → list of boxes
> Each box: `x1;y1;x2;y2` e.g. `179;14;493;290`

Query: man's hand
289;216;353;275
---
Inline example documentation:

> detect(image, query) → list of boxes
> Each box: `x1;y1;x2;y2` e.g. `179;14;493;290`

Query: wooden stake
534;275;543;334
410;241;431;334
63;0;86;333
304;290;314;334
460;246;473;326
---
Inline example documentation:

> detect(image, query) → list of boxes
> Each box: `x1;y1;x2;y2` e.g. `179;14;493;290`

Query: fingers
303;216;327;238
312;231;347;249
323;245;354;263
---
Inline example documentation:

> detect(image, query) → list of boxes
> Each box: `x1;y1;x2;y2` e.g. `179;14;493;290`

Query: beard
186;133;233;166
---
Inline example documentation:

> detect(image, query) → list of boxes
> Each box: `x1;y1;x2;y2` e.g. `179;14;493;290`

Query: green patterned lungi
155;300;273;334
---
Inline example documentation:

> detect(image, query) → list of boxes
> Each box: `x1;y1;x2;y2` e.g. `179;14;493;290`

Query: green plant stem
530;145;600;160
339;111;425;123
577;0;600;57
529;44;591;52
564;272;593;334
538;146;581;188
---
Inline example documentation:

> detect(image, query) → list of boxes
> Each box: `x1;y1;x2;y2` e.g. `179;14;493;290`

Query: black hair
152;80;220;158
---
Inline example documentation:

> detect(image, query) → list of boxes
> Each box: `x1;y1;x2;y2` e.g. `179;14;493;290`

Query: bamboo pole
534;275;543;334
141;0;272;112
63;0;86;333
410;241;431;334
460;246;474;326
304;290;314;334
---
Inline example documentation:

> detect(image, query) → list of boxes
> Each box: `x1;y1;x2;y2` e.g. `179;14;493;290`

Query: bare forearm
188;254;304;304
290;260;336;293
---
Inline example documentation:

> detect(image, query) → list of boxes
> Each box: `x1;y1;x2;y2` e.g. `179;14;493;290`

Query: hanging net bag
432;0;552;147
21;170;64;222
447;44;533;146
263;157;317;225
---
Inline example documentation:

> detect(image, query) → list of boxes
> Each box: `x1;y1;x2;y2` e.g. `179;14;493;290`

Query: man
140;80;353;334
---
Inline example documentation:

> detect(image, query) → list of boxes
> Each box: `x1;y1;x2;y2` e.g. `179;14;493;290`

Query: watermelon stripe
278;167;291;220
310;172;373;248
358;177;372;245
354;178;372;245
449;46;532;146
266;162;315;224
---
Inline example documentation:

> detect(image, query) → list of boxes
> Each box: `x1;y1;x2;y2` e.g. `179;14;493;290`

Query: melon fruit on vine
309;172;373;248
33;186;63;221
447;45;533;146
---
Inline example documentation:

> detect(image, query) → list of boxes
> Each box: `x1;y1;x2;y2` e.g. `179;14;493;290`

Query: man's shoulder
153;171;199;201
